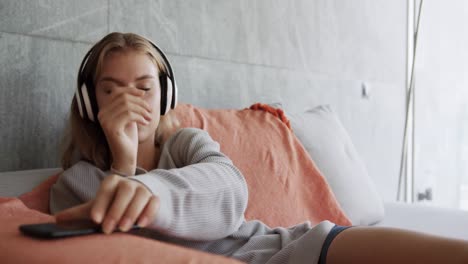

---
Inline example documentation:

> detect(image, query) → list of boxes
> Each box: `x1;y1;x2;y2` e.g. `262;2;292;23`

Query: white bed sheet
0;168;61;197
375;202;468;240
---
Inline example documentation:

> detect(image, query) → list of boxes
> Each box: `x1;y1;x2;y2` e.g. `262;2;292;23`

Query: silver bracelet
110;165;131;177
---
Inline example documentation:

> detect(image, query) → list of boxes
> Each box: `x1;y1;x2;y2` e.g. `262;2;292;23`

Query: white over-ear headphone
75;34;178;122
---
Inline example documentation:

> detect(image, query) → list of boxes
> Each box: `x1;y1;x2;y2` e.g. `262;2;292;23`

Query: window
408;0;468;209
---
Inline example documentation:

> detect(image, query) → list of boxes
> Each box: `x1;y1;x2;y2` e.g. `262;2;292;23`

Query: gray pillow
287;105;384;226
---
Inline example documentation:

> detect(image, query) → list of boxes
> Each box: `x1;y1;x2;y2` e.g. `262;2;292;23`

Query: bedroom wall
0;0;407;202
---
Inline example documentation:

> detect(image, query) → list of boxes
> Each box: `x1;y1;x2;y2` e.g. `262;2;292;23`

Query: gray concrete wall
0;0;407;201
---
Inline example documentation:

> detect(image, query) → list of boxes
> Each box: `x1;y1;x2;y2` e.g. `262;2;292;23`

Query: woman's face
95;49;162;144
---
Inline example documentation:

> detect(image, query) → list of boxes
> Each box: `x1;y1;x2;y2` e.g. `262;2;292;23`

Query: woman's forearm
130;161;248;241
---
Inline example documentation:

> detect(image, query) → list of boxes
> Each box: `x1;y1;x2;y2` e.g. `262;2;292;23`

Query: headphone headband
76;34;178;122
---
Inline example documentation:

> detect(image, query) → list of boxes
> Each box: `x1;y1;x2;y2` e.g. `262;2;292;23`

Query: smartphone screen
19;219;140;239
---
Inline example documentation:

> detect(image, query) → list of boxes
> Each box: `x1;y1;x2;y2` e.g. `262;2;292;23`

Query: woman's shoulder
173;127;208;137
162;127;221;158
165;127;213;145
65;160;101;173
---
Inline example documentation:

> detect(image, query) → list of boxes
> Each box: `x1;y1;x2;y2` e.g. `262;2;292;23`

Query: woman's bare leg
326;226;468;264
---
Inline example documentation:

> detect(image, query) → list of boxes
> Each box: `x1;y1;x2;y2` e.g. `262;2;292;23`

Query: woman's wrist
110;162;136;176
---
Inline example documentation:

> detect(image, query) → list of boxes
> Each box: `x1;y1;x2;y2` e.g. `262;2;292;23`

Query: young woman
51;32;468;264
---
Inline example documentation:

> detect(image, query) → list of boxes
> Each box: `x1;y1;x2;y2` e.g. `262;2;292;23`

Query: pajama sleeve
50;128;249;241
129;128;248;241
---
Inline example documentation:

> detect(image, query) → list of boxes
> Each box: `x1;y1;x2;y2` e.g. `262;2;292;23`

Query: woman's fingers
93;176;157;234
111;87;147;101
137;195;160;228
98;96;153;129
101;180;136;234
112;106;152;125
113;94;152;116
55;201;93;223
109;90;153;113
118;186;151;231
101;110;149;133
100;98;152;121
56;177;158;235
90;175;120;225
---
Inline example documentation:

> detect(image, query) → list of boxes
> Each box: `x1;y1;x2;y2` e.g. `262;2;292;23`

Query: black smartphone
19;219;139;239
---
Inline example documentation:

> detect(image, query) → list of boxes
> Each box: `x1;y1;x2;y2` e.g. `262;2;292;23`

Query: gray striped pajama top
50;127;335;264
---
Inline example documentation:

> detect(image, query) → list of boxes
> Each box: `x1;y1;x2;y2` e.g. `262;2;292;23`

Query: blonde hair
61;32;179;170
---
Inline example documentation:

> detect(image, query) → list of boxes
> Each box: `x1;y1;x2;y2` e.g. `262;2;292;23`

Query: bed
1;102;468;263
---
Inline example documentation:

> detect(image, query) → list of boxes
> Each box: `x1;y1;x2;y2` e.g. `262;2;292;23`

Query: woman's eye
139;87;151;92
99;86;113;94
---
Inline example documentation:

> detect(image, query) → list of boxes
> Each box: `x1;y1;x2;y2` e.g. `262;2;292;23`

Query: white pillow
287;105;384;225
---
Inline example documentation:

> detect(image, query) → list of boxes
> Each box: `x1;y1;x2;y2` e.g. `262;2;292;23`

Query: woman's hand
97;88;153;175
55;174;160;234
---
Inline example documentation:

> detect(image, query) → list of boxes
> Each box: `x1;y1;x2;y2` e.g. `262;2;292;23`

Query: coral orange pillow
173;104;351;227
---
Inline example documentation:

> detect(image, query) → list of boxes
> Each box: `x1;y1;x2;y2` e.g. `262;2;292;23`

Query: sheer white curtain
412;0;468;209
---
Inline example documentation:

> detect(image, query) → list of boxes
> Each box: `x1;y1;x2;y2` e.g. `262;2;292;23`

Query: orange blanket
173;104;351;227
0;196;243;263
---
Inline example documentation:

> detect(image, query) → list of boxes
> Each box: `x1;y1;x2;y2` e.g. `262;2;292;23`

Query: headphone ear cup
159;74;168;115
164;77;173;114
172;80;178;109
75;88;85;119
81;83;95;122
